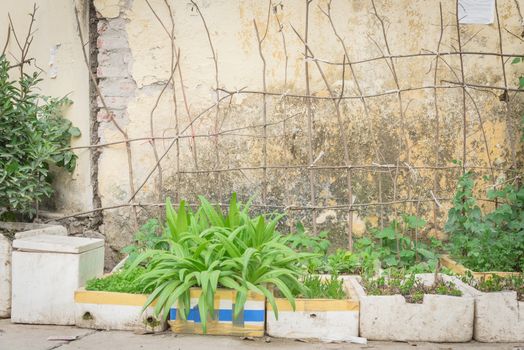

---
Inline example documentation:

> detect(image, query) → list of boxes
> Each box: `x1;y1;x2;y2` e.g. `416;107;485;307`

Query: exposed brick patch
96;16;136;120
89;0;102;229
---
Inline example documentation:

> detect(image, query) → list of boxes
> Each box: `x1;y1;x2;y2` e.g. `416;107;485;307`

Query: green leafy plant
445;172;524;272
363;270;462;303
294;274;347;299
122;219;166;267
462;273;523;301
355;216;441;275
285;224;362;275
86;267;153;294
0;55;79;217
326;249;361;275
285;222;330;273
511;56;524;90
127;194;310;333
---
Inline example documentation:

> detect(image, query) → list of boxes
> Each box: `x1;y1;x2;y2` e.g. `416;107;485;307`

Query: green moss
85;267;152;294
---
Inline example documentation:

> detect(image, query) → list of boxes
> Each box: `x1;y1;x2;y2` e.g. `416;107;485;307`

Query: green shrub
285;222;330;273
355;215;442;275
122;219;166;267
0;55;79;217
445;172;524;272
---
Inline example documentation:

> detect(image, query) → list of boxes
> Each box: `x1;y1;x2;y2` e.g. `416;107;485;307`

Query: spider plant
127;193;310;333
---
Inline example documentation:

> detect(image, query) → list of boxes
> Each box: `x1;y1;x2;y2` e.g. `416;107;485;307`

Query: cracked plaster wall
91;0;523;265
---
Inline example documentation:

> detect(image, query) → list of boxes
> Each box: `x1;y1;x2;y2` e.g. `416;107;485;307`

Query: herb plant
85;267;152;294
355;216;441;275
445;172;524;272
285;222;330;273
363;270;462;303
285;224;363;275
128;194;309;332
462;273;523;301
326;249;361;275
0;55;79;217
296;275;346;299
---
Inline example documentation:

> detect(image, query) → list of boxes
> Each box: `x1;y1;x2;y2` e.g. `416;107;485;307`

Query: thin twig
254;14;269;205
303;0;317;234
46;195;503;224
1;24;11;56
432;3;444;229
455;0;467;174
191;0;223;200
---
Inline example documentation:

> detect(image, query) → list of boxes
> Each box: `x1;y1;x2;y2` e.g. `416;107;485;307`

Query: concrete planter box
440;255;520;280
457;280;524;342
74;289;166;332
266;296;359;342
0;222;67;318
168;288;265;337
266;275;360;342
347;274;474;342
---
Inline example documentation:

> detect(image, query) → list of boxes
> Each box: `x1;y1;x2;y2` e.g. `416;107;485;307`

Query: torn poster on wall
458;0;495;24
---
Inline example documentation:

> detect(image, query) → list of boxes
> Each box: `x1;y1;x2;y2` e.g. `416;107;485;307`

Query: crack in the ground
45;330;99;350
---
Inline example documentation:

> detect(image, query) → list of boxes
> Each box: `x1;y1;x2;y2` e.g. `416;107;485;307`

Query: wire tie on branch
309;151;325;168
430;190;442;209
278;90;289;102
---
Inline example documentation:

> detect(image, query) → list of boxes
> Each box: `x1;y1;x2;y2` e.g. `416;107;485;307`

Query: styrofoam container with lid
11;234;104;325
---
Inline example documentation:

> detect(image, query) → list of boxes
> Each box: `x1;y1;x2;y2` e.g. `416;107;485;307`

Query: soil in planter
362;272;462;303
463;274;524;301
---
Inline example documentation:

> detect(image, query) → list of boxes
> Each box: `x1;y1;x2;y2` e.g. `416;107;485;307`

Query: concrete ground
0;319;522;350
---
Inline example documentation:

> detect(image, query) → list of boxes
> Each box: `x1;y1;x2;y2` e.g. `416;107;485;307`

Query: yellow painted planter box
168;288;265;337
266;280;360;341
74;289;166;332
440;254;521;280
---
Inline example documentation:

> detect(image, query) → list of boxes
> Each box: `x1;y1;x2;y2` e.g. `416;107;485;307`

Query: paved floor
0;319;522;350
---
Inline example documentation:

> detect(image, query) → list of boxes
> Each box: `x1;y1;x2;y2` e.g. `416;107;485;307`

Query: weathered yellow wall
91;0;523;262
89;0;523;263
0;0;93;213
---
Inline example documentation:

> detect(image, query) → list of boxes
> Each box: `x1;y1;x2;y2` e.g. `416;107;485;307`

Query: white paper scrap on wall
458;0;495;24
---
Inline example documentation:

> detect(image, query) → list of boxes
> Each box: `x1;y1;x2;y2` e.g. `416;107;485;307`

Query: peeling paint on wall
48;44;61;79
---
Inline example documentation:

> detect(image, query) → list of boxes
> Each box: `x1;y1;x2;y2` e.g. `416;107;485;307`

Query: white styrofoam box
456;279;524;342
266;277;360;342
0;223;67;318
348;274;475;342
11;235;104;325
266;298;360;342
74;289;166;332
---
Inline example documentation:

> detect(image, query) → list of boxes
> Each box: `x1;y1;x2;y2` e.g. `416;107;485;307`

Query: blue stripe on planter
217;309;264;322
169;307;264;323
